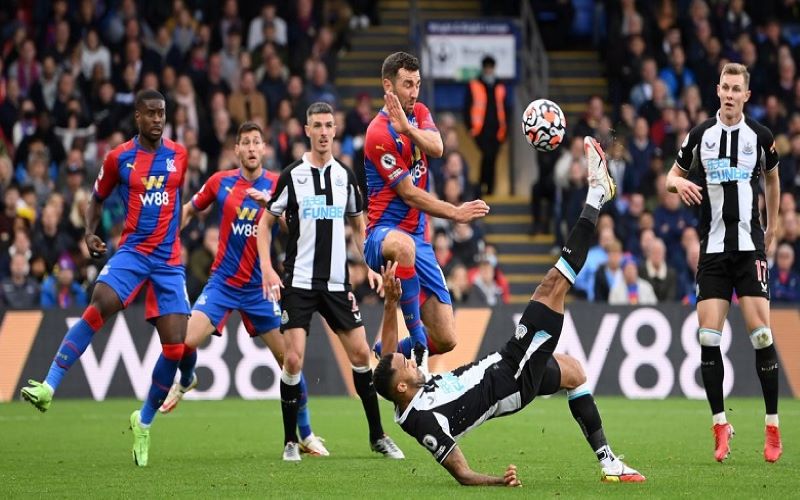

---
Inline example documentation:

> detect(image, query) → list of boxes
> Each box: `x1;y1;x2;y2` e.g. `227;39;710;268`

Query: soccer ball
521;99;567;152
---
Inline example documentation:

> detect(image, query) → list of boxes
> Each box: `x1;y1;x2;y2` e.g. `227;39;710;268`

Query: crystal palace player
374;138;645;486
21;90;190;467
364;52;490;359
157;122;328;456
667;63;783;463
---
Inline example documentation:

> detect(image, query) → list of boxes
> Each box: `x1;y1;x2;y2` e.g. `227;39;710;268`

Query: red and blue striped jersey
191;169;279;289
93;136;187;265
364;102;437;238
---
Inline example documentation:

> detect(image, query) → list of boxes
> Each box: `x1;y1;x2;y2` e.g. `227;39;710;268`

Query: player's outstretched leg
552;137;616;289
21;289;117;411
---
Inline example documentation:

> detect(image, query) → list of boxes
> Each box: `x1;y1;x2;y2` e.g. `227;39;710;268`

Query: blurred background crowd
531;0;800;305
0;0;508;310
0;0;798;311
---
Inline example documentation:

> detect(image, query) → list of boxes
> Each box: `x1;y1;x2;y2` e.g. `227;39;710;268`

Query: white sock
280;370;302;385
586;185;606;209
712;412;727;425
595;444;617;470
765;414;779;427
43;381;54;395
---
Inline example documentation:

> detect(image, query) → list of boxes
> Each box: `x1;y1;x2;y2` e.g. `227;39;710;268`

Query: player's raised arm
394;176;490;222
256;211;282;300
441;446;521;487
384;91;443;158
380;261;401;355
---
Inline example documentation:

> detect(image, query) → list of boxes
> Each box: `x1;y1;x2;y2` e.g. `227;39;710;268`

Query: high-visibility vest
469;79;507;142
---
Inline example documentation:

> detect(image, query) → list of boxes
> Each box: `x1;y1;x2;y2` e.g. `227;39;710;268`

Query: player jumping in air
373;138;645;485
666;63;783;463
158;121;328;456
364;52;490;360
21;90;191;467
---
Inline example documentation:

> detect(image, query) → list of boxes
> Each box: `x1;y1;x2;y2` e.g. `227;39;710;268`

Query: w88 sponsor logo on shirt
139;176;170;206
231;206;259;237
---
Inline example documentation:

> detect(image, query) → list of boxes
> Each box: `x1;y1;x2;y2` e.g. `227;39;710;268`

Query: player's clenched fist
85;234;107;259
454;199;490;223
504;464;522;487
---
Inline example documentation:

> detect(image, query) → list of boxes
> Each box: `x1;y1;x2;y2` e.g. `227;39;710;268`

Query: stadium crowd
0;0;506;310
3;0;797;311
532;0;800;304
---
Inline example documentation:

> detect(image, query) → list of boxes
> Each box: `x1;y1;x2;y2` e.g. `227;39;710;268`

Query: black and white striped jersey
676;111;779;254
395;353;524;464
267;154;362;291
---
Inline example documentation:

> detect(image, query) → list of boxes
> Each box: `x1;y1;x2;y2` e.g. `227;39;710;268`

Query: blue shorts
97;248;191;321
364;226;451;305
193;279;281;337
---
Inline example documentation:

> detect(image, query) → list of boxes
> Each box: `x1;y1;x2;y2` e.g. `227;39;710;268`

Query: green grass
1;397;798;498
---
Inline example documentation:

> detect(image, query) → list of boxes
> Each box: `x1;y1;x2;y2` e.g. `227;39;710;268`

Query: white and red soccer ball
521;99;566;152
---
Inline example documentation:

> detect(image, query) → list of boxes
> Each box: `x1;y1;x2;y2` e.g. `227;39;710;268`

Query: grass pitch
1;396;797;498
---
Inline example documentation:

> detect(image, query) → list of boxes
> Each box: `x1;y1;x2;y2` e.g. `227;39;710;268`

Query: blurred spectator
32;204;73;271
436;151;476;202
187;225;218;300
433;230;456;277
638;238;677;301
303;62;338;108
81;29;111;81
630;58;658;113
40;254;87;308
654;191;695;268
259;55;288;121
8;39;41;98
769;242;800;302
446;263;472;306
229;68;267;125
627;117;655;193
779;209;800;273
248;4;288;50
573;225;614;300
30;55;60;113
659;46;696;104
468;255;508;306
450;222;484;269
573;95;605;138
345;92;372;138
199;53;232;103
677;241;700;306
0;252;39;309
594;238;623;302
609;255;657;305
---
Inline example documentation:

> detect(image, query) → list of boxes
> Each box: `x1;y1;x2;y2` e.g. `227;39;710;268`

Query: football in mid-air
522;99;567;152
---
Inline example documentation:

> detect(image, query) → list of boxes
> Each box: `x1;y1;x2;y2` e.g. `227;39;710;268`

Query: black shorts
280;286;364;333
488;301;564;415
697;250;770;302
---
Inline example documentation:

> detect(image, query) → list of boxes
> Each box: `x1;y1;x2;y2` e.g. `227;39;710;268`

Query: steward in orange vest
464;56;507;195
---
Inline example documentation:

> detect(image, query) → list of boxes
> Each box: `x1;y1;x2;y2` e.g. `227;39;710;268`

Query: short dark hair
372;354;396;401
381;52;420;82
236;121;264;142
306;101;334;122
135;89;165;109
481;55;496;68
